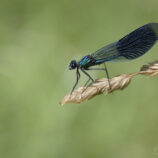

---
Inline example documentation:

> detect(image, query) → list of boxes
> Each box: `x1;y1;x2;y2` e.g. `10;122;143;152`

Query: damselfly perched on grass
69;23;158;92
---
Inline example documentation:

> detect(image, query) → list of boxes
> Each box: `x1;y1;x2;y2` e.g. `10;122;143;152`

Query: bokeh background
1;0;158;158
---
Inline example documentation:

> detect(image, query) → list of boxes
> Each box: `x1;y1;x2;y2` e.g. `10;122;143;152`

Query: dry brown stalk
60;61;158;105
140;61;158;76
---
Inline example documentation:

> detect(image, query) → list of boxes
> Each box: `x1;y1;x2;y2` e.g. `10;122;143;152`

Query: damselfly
69;23;158;92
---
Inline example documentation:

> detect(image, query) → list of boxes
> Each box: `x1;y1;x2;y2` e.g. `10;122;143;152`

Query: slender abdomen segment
116;23;158;60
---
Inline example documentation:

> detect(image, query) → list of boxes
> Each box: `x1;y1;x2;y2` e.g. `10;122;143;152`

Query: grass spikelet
140;61;158;76
60;61;158;105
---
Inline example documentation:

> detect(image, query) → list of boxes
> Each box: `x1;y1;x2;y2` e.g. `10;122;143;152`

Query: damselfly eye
69;60;77;70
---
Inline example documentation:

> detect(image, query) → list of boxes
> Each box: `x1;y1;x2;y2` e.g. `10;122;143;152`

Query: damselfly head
69;60;78;70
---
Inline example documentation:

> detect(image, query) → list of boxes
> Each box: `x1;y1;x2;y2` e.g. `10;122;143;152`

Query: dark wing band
116;24;157;59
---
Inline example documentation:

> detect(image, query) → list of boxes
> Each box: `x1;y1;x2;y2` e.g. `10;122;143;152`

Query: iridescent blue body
69;23;158;92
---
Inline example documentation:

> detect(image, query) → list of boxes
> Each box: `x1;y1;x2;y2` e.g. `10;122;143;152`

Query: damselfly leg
71;68;80;93
80;68;94;82
86;63;112;91
80;68;94;93
84;78;91;87
103;63;112;91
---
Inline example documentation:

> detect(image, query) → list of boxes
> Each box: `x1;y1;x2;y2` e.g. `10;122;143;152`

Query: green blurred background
1;0;158;158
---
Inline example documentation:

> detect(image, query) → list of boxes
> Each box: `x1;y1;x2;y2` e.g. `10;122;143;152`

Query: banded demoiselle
69;23;158;92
